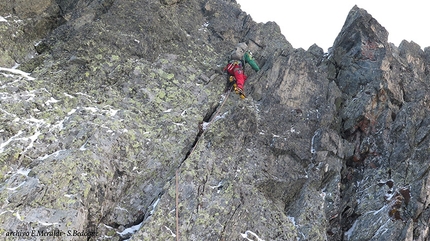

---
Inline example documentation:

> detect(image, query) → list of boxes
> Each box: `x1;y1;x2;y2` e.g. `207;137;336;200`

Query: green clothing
244;52;260;72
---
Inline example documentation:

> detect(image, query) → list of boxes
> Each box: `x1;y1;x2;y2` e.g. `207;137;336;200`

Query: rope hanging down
175;169;179;241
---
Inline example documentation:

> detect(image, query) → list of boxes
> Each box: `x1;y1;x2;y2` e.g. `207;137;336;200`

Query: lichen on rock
1;1;430;241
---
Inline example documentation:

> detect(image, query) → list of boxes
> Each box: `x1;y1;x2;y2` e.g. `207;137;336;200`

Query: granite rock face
0;1;429;240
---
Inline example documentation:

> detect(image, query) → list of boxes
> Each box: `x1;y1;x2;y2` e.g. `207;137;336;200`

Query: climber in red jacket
224;42;260;99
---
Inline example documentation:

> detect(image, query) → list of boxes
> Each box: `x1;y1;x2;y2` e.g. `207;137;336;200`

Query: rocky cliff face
1;0;430;240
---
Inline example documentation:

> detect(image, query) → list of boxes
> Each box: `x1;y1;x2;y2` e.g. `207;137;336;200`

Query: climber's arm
244;52;260;72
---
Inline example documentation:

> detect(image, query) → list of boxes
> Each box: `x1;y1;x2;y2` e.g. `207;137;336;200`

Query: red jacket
224;60;247;90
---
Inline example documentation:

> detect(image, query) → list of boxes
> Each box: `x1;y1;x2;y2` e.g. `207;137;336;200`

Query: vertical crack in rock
183;102;220;162
115;193;163;240
182;89;231;164
3;0;430;240
120;94;229;240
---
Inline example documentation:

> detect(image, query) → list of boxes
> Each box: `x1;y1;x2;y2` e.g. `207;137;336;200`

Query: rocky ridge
0;0;430;240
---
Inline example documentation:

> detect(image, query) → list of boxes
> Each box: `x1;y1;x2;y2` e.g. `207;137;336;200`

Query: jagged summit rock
0;1;429;241
329;6;388;95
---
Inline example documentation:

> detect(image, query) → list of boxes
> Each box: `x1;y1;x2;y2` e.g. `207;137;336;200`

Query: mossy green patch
188;74;196;81
111;55;120;61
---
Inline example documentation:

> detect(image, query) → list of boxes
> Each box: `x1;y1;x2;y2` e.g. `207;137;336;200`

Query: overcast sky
235;0;429;51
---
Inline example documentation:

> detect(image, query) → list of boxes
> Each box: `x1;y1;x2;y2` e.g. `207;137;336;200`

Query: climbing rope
175;169;179;241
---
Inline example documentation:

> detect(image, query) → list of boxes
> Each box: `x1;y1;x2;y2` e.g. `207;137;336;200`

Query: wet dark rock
0;1;429;241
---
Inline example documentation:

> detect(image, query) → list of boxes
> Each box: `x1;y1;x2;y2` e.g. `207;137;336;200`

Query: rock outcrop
1;0;429;240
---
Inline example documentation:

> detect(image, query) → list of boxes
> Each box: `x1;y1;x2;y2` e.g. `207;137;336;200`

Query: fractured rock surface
0;1;429;240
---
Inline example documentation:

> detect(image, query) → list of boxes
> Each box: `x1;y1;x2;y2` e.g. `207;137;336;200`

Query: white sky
236;0;429;51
